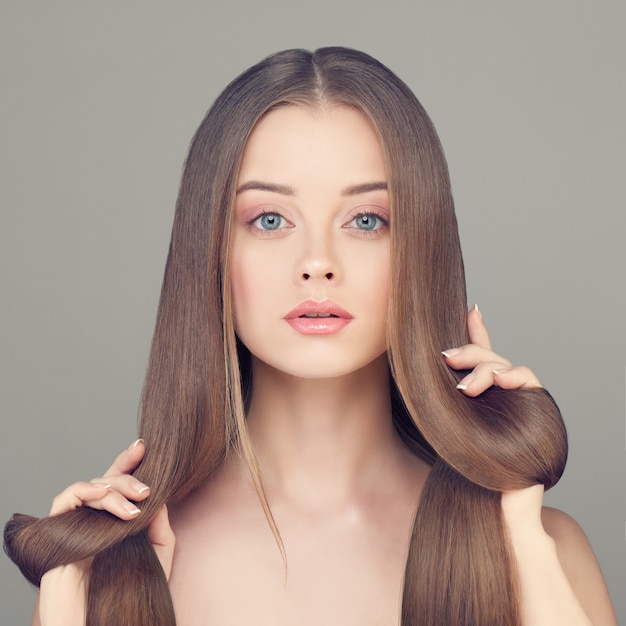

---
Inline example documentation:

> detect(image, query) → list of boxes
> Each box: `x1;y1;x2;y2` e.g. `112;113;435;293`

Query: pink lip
284;299;353;335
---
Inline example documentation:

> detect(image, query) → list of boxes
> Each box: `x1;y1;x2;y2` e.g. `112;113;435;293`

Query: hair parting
4;47;567;625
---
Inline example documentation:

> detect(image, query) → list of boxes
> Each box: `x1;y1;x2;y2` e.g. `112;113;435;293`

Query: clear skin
33;107;617;626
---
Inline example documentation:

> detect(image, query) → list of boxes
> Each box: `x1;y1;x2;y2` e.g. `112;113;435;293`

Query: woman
5;47;616;625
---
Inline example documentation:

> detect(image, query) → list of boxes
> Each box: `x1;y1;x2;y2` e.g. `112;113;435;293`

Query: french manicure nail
92;482;111;490
129;478;150;494
123;502;141;515
129;438;144;449
473;303;483;320
456;372;474;390
442;348;462;358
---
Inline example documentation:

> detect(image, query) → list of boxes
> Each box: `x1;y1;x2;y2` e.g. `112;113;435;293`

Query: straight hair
5;47;567;625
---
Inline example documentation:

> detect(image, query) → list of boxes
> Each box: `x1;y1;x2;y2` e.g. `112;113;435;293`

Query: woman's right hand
33;439;175;626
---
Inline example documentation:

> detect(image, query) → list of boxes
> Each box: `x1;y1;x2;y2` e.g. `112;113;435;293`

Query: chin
255;352;389;381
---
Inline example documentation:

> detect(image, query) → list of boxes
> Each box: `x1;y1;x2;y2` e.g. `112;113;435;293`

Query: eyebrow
341;182;388;196
236;181;295;195
235;180;388;196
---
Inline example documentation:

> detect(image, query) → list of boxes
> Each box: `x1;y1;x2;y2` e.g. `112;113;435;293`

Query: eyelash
346;211;389;230
244;208;390;236
344;210;389;236
246;209;290;234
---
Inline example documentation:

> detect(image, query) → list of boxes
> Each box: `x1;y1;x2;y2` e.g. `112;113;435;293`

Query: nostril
300;271;333;281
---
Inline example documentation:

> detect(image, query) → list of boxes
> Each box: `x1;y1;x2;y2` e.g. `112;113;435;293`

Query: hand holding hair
442;304;542;397
31;440;175;626
51;440;150;519
439;307;606;624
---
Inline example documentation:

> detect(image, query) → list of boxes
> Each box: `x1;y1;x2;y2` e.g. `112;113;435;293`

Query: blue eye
349;212;387;232
255;212;283;230
355;214;378;230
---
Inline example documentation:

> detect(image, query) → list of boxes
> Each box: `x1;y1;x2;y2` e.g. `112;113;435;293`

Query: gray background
1;1;624;623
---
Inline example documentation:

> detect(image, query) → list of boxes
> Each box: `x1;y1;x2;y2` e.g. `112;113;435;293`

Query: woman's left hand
442;304;547;531
442;305;543;520
441;304;542;397
443;306;615;624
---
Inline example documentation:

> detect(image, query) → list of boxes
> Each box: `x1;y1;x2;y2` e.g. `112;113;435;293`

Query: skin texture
32;107;617;626
230;105;391;380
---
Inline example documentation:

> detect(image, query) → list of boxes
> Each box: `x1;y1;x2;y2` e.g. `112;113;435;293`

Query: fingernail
132;481;150;495
92;482;112;490
442;348;462;358
473;303;483;320
123;502;141;515
456;373;475;390
129;438;144;449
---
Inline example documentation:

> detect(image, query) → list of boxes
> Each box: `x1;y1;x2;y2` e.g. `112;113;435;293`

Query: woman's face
230;105;390;379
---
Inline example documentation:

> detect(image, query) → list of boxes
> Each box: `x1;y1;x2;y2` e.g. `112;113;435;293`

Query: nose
296;230;340;284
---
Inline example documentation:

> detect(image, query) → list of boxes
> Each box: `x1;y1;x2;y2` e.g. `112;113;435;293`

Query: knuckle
51;493;64;508
513;365;530;378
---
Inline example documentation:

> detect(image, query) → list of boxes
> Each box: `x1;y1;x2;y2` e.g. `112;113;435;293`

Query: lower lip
285;317;352;335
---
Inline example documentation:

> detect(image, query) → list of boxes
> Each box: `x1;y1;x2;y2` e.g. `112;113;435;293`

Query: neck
243;354;415;510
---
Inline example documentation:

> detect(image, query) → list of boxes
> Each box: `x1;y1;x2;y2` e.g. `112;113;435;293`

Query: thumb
146;505;176;580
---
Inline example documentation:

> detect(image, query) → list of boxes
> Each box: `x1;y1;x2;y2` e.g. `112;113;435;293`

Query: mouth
300;312;337;318
284;300;353;320
284;300;353;335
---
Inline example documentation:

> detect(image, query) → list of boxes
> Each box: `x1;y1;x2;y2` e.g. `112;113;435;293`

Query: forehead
237;105;387;187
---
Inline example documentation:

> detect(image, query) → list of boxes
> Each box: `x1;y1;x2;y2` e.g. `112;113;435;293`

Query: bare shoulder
541;506;594;555
541;506;617;625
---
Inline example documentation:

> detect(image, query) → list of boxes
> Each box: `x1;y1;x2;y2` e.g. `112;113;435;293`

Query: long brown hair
4;47;567;626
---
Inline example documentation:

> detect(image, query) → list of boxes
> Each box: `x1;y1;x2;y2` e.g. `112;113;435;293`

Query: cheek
229;246;278;335
352;247;390;309
229;258;254;332
369;256;391;337
376;273;391;329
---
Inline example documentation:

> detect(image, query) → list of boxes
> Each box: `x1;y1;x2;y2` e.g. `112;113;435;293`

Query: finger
455;362;511;397
146;505;176;580
491;365;542;389
50;481;145;520
89;473;151;502
441;344;512;370
83;488;144;520
50;482;111;516
456;363;543;397
103;439;146;477
466;304;492;351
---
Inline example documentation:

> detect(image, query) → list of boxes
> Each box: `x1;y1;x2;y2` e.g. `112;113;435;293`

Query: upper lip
284;299;353;320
